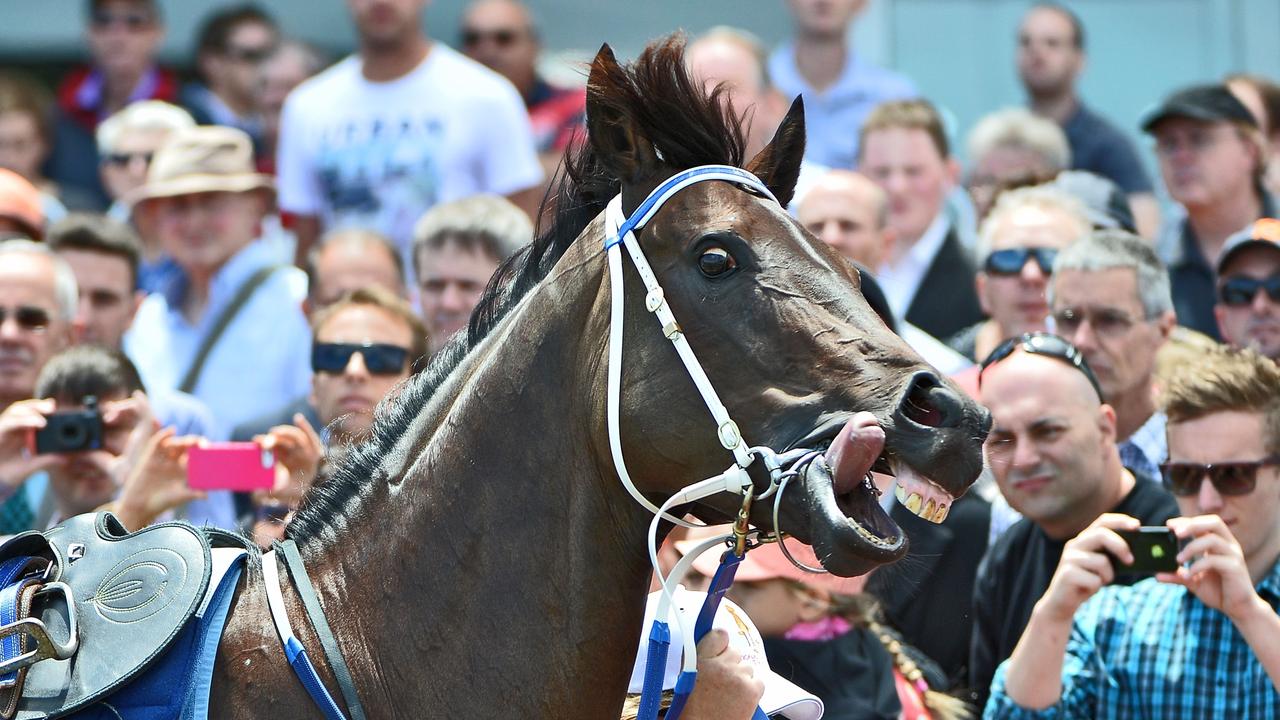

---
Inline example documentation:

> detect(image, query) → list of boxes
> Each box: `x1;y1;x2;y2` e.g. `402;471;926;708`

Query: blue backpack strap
0;575;40;686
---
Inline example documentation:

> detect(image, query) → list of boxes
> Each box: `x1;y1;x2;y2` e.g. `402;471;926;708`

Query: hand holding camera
252;413;324;509
1037;513;1142;624
0;398;69;489
1159;515;1264;622
114;427;207;531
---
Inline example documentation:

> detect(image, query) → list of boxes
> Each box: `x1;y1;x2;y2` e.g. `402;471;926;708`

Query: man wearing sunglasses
182;5;279;151
460;0;585;182
969;334;1178;709
989;346;1280;717
249;286;425;544
949;185;1089;363
1049;229;1176;482
1215;219;1280;362
0;240;80;534
47;0;176;210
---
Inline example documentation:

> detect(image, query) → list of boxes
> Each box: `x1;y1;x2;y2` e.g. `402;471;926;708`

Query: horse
207;36;991;719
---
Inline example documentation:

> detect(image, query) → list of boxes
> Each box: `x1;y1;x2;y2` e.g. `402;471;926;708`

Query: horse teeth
922;498;936;519
932;504;949;523
904;492;923;513
894;483;906;504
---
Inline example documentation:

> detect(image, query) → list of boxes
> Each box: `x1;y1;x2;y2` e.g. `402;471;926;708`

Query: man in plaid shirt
987;345;1280;718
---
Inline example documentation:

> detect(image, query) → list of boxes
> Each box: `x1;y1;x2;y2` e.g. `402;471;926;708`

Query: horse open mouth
787;412;955;576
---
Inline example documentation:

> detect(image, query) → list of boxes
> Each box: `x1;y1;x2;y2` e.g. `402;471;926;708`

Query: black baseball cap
1140;83;1258;133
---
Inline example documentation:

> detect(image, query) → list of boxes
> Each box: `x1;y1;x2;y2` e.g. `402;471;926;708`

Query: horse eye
698;247;736;278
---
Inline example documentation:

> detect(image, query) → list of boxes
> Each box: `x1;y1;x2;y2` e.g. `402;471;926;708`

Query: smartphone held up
187;442;276;492
1111;527;1180;575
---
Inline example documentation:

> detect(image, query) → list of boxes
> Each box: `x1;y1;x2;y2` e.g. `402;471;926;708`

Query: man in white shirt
859;99;983;341
276;0;543;273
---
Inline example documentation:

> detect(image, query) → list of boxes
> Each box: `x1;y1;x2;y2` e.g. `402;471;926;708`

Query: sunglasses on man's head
0;306;51;332
311;342;409;376
979;331;1103;400
983;247;1058;276
1218;275;1280;306
461;28;520;48
1159;456;1280;497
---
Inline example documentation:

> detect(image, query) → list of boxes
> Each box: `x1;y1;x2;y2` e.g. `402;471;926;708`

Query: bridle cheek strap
603;165;779;525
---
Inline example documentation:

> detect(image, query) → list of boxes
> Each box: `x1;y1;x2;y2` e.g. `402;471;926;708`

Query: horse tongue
824;413;884;495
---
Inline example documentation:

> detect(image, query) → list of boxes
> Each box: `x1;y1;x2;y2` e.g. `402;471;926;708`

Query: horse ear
586;43;660;182
746;97;806;208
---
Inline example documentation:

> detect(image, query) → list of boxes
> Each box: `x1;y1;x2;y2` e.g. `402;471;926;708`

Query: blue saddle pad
66;550;245;720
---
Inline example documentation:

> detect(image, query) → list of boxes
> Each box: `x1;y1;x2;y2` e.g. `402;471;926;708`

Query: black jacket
903;227;985;341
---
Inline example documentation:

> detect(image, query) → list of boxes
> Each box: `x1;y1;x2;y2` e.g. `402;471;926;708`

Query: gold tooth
922;498;936;519
904;492;922;513
933;504;949;523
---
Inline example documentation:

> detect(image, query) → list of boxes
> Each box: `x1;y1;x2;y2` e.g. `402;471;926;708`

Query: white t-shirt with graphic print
276;44;542;273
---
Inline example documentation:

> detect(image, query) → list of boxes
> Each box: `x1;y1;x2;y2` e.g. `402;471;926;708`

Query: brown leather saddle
0;513;236;720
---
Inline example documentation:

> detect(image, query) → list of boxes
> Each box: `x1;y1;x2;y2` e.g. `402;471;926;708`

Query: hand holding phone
1111;527;1180;575
187;442;276;491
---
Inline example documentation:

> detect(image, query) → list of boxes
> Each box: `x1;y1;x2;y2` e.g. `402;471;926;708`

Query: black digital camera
34;397;104;454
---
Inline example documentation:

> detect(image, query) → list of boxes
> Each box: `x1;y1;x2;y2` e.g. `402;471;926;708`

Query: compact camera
34;397;104;454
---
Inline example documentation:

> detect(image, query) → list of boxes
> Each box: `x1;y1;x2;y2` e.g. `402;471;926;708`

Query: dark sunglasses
0;305;51;332
225;44;274;64
101;151;153;168
983;247;1058;276
311;342;409;376
979;331;1103;400
90;10;153;30
1160;456;1280;497
461;28;520;48
1218;275;1280;306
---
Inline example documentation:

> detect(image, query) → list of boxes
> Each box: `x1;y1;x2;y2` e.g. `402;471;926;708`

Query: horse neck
301;230;658;717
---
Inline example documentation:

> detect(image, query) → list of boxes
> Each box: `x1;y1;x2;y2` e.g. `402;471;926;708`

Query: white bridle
602;164;821;692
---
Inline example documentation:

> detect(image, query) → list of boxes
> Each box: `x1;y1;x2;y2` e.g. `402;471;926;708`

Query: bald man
969;337;1177;708
797;170;970;374
686;28;787;159
797;170;894;268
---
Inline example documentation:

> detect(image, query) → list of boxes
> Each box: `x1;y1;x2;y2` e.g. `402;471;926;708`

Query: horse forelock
288;33;758;544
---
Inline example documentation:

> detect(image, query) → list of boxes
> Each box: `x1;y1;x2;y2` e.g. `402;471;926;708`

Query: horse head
584;39;991;577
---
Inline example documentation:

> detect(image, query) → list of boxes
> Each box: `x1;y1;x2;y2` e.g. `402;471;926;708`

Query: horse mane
289;35;748;543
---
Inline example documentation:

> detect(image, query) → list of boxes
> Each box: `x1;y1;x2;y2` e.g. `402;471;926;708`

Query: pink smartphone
187;443;275;491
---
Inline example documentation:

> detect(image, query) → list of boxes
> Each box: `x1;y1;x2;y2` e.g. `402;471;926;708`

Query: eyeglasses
979;331;1103;400
225;44;274;64
1159;456;1280;497
0;305;52;333
983;247;1058;276
461;28;521;48
1219;275;1280;306
90;10;153;31
101;151;153;168
311;342;409;376
1051;306;1141;340
1153;126;1240;157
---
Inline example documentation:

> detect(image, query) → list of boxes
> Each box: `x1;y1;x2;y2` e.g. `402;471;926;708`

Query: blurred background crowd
1;1;1280;718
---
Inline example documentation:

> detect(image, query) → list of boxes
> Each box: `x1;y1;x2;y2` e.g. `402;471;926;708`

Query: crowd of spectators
1;0;1279;717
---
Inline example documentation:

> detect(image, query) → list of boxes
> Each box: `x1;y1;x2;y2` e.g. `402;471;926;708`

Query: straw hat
0;168;44;239
127;125;273;207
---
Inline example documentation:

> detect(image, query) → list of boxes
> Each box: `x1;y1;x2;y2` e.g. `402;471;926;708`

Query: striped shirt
985;559;1280;718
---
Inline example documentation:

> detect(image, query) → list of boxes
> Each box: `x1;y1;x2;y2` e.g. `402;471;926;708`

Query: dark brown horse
207;37;990;719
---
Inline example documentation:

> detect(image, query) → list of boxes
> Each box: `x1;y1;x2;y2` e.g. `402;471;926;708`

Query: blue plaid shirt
1117;411;1167;484
985;559;1280;719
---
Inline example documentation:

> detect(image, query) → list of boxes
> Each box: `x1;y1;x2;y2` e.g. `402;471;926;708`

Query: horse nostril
896;371;963;429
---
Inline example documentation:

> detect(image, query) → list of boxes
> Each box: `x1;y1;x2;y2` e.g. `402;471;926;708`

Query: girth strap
263;540;367;720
